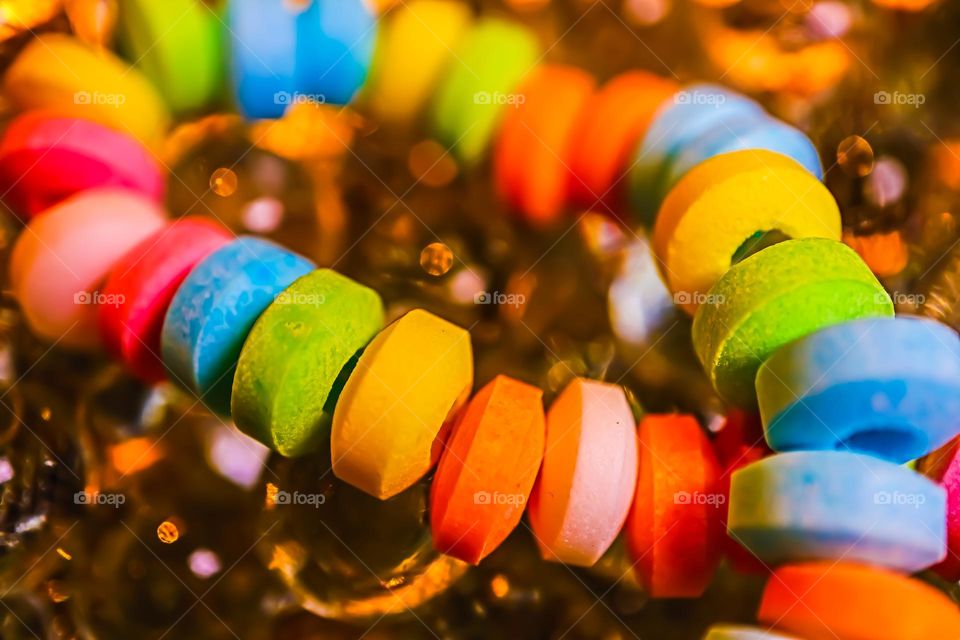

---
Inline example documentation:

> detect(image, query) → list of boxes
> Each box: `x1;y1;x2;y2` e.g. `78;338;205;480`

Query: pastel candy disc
233;269;384;457
727;450;947;573
758;316;960;463
332;309;473;500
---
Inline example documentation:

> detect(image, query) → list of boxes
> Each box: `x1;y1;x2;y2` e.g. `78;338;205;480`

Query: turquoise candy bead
758;316;960;463
728;451;947;573
161;237;315;415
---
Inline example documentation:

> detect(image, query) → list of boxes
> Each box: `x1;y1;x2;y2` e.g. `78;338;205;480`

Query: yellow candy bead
364;1;471;124
4;34;170;148
331;309;473;499
653;150;841;315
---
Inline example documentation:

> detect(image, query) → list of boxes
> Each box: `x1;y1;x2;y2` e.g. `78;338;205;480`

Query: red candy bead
98;217;232;382
627;413;723;597
0;112;164;220
918;436;960;581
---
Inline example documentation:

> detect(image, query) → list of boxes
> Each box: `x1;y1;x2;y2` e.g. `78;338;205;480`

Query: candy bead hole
837;427;925;461
731;229;791;264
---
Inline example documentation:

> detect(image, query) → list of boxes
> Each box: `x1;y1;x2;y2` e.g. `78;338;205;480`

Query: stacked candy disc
3;2;960;638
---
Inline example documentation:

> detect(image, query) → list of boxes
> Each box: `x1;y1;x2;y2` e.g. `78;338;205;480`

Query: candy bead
430;375;545;564
10;189;167;350
758;316;960;463
627;414;723;598
654;150;841;314
727;451;946;573
664;116;823;190
528;378;637;567
568;71;678;212
493;65;596;224
364;0;471;124
161;237;315;415
917;438;960;581
704;625;800;640
117;0;224;114
0;113;165;220
331;309;472;499
233;269;384;457
692;238;893;407
758;562;960;640
431;18;540;165
4;34;170;147
629;85;765;224
99;218;232;383
228;0;297;118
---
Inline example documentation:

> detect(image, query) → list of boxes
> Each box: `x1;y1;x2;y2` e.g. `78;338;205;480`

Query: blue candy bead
229;0;376;118
629;84;765;224
704;625;800;640
229;0;298;119
297;0;376;106
161;237;316;415
665;116;823;190
757;316;960;463
728;450;946;573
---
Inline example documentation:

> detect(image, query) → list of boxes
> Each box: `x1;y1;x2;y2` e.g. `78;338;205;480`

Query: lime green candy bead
117;0;224;114
431;18;540;165
232;269;385;457
692;238;894;408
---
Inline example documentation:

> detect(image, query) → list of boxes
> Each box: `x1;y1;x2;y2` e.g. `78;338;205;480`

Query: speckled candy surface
161;237;315;415
0;113;165;220
692;238;894;407
430;375;545;564
117;0;224;114
758;562;960;640
331;309;472;499
758;316;960;463
10;189;167;350
3;34;170;147
431;18;541;165
654;150;841;315
233;269;384;457
627;414;723;598
99;217;232;382
528;378;637;567
728;451;947;573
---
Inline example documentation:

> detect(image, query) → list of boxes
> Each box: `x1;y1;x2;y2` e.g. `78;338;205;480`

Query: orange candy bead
493;65;596;225
627;414;724;597
568;71;677;215
758;562;960;640
430;375;545;564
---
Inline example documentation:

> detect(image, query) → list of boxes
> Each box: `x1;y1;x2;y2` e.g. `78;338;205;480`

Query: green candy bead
692;238;893;408
118;0;224;114
431;18;540;165
232;269;385;457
